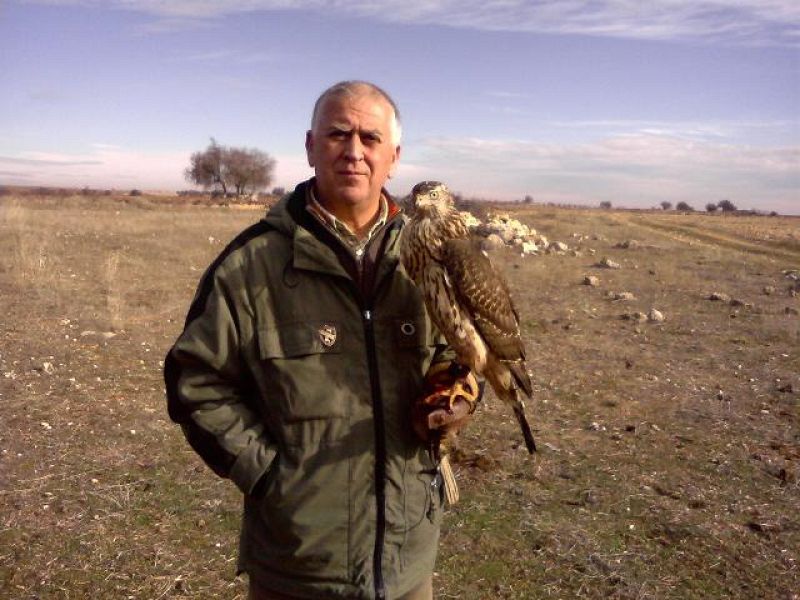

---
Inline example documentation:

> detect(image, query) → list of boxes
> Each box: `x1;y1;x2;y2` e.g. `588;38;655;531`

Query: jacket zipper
363;307;387;600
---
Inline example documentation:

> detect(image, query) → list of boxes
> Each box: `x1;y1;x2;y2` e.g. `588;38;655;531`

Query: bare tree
676;201;694;211
225;147;276;197
186;138;228;196
599;200;612;209
185;139;276;197
660;201;672;210
705;203;718;213
717;199;737;212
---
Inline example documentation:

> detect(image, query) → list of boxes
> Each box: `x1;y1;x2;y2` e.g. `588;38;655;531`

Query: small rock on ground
583;275;600;287
596;257;621;269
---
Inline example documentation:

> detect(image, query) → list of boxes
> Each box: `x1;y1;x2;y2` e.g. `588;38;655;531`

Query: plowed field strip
619;218;800;262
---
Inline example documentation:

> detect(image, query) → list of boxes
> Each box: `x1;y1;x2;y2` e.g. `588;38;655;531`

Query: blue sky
1;1;798;213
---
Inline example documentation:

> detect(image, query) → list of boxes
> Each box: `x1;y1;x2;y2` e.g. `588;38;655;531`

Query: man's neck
315;192;382;240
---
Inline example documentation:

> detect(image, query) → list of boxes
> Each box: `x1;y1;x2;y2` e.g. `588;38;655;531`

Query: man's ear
388;145;401;178
305;130;315;167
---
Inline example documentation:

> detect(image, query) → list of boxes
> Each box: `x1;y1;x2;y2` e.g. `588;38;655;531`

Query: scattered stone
607;291;635;301
622;312;648;323
80;330;117;340
459;211;481;229
521;241;539;255
763;285;776;295
648;308;665;322
709;292;731;302
596;257;621;269
785;306;799;316
777;382;794;393
615;239;640;249
481;234;505;252
33;361;55;375
548;241;568;253
498;228;516;244
583;275;600;287
582;489;599;505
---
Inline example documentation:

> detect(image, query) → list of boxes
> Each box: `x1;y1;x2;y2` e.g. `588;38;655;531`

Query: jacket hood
260;180;307;236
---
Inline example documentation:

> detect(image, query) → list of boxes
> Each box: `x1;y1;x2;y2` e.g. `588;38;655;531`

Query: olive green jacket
165;180;452;599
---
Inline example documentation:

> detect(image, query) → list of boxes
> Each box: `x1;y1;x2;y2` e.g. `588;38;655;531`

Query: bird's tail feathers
489;370;537;455
508;360;533;398
513;404;537;454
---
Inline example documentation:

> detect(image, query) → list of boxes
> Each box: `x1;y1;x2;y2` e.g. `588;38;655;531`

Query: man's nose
343;134;364;161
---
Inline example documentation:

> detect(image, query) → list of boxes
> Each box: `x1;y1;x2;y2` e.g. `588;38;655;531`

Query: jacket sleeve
164;261;276;495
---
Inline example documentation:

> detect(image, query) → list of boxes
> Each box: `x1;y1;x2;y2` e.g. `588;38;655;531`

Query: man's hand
412;362;479;443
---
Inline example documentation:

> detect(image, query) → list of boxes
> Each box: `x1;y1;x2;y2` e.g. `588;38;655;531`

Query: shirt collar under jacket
306;185;390;255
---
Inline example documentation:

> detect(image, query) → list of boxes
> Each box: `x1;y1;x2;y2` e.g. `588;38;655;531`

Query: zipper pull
364;309;372;321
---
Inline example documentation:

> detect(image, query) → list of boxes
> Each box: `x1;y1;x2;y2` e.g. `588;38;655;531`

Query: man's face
305;91;401;211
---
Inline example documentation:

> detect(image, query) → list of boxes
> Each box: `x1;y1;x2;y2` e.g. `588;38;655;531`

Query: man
165;81;475;600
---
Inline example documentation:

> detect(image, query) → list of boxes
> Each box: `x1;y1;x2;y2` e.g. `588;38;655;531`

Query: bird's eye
430;191;438;199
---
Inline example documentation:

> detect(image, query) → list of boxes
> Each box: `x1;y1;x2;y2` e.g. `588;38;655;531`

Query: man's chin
323;183;374;207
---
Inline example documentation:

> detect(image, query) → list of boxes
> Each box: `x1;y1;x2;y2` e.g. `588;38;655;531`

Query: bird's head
408;181;454;218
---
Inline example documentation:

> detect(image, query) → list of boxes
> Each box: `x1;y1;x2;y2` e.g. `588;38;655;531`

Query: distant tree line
594;198;779;215
186;138;276;197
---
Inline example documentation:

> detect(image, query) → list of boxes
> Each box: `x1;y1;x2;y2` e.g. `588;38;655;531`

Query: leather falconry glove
411;361;480;444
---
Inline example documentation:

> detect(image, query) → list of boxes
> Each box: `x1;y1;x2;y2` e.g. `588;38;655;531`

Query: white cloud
169;49;279;64
399;133;799;212
0;148;191;190
550;119;800;142
0;147;312;193
24;0;800;45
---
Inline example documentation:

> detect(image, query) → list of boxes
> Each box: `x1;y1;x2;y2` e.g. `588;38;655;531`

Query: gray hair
311;80;402;145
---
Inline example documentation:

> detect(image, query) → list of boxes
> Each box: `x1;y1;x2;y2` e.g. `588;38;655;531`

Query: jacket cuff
229;439;278;495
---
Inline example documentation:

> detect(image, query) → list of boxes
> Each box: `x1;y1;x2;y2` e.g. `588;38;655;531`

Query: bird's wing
441;239;530;375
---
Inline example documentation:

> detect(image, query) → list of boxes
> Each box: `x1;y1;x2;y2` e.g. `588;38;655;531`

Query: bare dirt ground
1;194;798;599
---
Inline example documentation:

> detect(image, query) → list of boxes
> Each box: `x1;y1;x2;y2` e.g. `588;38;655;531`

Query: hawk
401;181;536;455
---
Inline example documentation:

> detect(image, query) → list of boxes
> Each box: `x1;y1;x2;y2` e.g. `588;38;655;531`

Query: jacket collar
265;179;404;281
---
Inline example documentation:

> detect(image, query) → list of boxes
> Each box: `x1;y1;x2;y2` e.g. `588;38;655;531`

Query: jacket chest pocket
257;321;358;425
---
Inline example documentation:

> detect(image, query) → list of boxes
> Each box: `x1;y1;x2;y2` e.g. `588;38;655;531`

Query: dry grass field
1;193;798;599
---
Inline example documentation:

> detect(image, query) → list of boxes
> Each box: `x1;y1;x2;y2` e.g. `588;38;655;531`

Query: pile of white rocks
463;211;568;256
